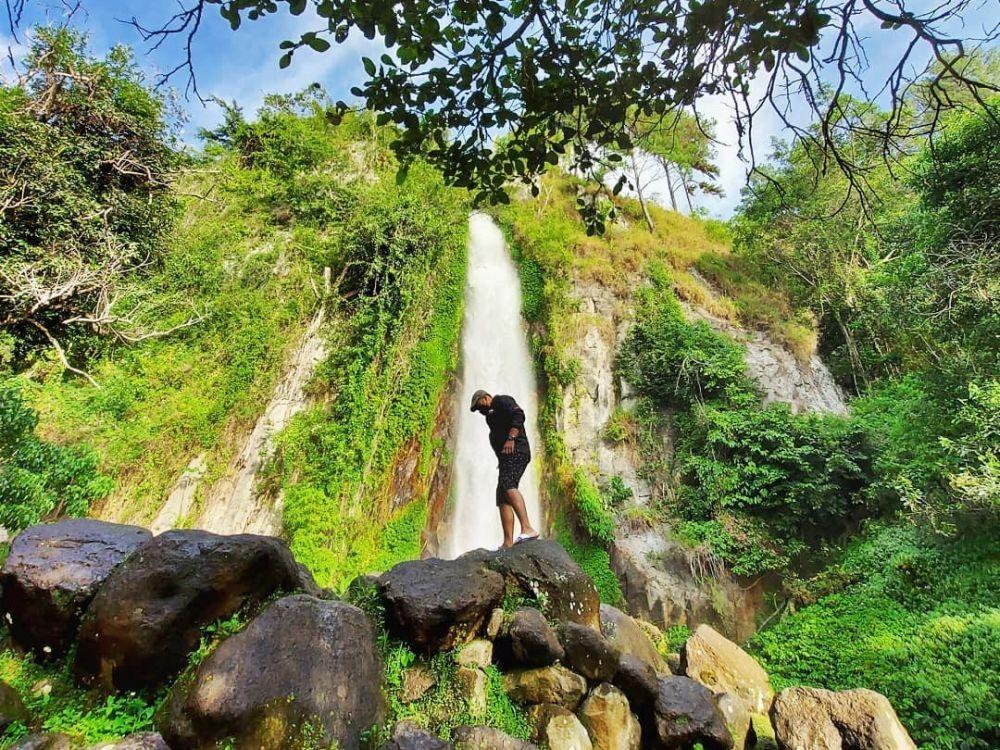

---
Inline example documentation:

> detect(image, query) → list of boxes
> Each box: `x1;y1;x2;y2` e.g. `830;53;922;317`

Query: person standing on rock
470;389;540;548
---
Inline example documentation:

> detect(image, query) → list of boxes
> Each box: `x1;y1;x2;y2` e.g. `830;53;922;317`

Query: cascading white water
442;213;542;557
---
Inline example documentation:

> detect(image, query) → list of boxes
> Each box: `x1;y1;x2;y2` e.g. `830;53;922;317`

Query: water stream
441;213;542;557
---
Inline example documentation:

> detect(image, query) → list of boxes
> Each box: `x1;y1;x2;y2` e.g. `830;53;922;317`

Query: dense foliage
620;272;879;576
752;523;999;750
732;95;999;749
0;382;111;532
0;28;178;368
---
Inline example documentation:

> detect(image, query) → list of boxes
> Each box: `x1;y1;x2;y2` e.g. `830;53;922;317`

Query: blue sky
3;0;995;216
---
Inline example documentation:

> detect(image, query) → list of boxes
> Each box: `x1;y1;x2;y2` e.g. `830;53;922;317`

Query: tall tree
640;111;722;213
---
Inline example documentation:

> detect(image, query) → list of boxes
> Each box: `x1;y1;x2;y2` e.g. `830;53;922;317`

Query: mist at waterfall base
442;214;543;558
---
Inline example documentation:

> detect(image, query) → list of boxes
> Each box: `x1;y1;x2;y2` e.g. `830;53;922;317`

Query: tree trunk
682;173;694;213
660;159;679;212
631;152;655;231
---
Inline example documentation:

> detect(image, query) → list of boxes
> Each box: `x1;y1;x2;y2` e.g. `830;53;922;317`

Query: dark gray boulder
378;556;505;653
494;607;564;669
654;676;734;750
490;540;601;628
380;721;453;750
159;594;384;750
0;680;28;733
612;654;661;742
557;621;619;682
74;530;304;691
0;519;151;657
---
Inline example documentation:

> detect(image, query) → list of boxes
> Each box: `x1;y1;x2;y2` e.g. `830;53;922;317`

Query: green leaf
363;57;377;76
279;51;293;69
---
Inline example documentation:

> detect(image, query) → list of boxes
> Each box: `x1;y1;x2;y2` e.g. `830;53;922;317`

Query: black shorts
496;452;531;506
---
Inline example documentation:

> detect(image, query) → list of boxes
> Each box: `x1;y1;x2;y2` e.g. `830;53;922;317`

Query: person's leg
499;502;516;548
503;488;538;538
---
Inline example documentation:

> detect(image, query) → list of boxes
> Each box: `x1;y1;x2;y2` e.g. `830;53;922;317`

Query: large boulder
452;727;538;750
504;665;588;709
715;693;753;750
654;676;733;750
0;520;151;657
378;556;504;653
599;604;668;675
558;622;620;683
159;594;384;750
577;683;641;750
74;530;305;691
0;680;28;733
681;624;773;713
770;687;916;750
490;540;601;628
494;607;564;669
540;712;593;750
380;721;453;750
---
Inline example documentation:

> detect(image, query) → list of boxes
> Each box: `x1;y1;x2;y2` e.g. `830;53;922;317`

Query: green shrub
619;269;754;409
0;647;163;747
0;381;112;532
675;402;878;575
751;523;1000;750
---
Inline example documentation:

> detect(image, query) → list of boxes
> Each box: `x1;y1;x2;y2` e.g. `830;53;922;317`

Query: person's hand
502;439;515;455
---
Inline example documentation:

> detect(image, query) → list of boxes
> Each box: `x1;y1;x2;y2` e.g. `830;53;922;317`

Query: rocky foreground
0;519;917;750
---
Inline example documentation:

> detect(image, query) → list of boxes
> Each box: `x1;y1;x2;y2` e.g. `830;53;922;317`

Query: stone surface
158;594;384;750
504;665;588;709
494;607;564;669
9;736;72;750
401;665;437;703
0;520;151;657
609;530;763;643
380;721;453;750
654;676;734;750
599;604;668;674
770;687;917;750
452;726;538;750
87;734;171;750
611;655;660;724
490;540;601;628
74;530;304;691
715;693;753;750
0;680;28;732
456;666;488;716
379;556;505;653
543;712;593;750
527;704;575;742
682;624;774;713
558;622;620;682
578;683;641;750
485;607;504;639
456;639;494;669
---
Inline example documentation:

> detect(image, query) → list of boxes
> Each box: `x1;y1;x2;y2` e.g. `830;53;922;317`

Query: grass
15;160;319;526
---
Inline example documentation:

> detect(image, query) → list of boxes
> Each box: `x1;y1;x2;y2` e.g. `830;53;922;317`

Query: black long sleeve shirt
485;394;531;458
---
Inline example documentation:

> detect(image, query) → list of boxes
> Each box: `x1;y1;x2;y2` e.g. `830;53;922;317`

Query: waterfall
442;213;542;557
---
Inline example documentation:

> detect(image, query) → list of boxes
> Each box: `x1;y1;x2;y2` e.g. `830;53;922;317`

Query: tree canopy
107;0;998;229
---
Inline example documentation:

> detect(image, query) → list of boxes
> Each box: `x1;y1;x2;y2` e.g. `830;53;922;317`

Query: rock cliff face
557;276;845;641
